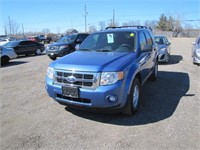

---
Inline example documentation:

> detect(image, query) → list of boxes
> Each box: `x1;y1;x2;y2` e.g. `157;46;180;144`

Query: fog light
106;95;118;103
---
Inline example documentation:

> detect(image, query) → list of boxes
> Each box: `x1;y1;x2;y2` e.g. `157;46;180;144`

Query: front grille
54;70;100;89
57;94;91;104
48;46;59;51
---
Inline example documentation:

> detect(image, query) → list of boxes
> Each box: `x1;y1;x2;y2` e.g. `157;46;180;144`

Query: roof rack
105;26;152;30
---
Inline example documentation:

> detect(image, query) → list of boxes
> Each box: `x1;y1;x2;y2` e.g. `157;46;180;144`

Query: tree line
3;14;199;38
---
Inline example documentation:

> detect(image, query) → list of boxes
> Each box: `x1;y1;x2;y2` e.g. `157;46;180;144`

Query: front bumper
193;56;200;64
46;77;127;110
46;48;70;57
158;51;168;62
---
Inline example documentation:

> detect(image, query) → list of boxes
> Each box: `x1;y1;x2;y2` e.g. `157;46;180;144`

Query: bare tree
98;21;106;30
10;19;20;35
122;20;141;26
144;20;157;30
42;28;50;35
107;20;119;27
88;25;97;33
168;16;183;37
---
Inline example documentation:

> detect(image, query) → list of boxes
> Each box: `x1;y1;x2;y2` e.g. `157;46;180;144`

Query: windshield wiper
78;49;94;52
96;49;113;52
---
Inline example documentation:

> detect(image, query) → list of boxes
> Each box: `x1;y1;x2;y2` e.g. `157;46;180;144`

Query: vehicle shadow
65;71;191;126
17;54;45;58
0;61;28;68
159;55;183;65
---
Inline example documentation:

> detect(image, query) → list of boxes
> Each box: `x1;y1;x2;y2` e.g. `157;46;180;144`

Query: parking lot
0;38;199;150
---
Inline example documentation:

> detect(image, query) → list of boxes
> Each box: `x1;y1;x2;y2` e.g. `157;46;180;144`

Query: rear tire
122;78;141;116
49;56;56;60
1;56;9;65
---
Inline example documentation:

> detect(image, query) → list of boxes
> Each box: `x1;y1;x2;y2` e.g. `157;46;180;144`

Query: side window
139;32;147;51
19;41;27;46
144;31;153;45
77;35;84;41
28;41;36;46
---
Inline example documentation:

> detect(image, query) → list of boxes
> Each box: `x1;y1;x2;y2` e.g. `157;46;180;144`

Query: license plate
62;86;79;98
50;53;54;55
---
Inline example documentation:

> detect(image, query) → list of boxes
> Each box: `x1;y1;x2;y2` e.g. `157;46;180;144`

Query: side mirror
166;42;171;45
76;39;83;44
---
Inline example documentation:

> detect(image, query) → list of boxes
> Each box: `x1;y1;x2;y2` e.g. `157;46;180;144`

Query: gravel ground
0;38;200;150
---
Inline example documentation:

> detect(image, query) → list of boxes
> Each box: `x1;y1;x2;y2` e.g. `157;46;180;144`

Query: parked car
0;46;17;65
46;26;158;115
154;35;171;63
192;35;200;65
36;35;52;44
46;33;89;60
3;40;45;56
27;36;41;43
0;39;10;45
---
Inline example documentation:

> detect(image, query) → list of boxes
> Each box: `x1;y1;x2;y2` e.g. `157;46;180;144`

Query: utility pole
8;16;11;36
112;9;115;27
4;25;7;36
84;4;88;32
22;23;25;38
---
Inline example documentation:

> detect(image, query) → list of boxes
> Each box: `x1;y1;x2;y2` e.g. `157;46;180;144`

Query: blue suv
46;26;158;115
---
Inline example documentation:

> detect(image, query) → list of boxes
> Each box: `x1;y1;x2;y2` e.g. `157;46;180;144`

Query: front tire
150;60;158;81
165;53;170;63
1;56;9;65
49;56;56;60
122;78;141;116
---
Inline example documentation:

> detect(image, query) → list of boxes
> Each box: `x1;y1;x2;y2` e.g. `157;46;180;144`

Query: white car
0;46;17;65
192;35;200;65
0;39;10;45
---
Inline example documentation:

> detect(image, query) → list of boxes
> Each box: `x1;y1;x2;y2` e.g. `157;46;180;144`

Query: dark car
46;33;89;60
154;35;171;63
3;40;45;56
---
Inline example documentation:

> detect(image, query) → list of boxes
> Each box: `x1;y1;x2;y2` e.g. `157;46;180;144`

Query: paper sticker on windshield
107;34;114;43
130;33;134;37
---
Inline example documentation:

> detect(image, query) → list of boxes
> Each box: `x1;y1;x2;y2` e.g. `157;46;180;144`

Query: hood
48;42;72;47
51;51;136;72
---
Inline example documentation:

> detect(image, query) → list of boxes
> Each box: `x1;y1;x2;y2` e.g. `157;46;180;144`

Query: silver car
0;46;17;65
192;35;200;65
154;36;171;63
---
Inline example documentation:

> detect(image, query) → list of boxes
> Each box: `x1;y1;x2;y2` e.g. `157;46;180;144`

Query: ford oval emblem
66;76;76;83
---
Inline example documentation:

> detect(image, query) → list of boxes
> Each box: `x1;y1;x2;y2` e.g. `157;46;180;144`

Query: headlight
160;48;166;53
196;48;200;56
45;46;49;50
59;45;68;50
100;72;124;85
47;67;54;79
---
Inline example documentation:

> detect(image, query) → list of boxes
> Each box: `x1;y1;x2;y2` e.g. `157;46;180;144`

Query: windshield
56;34;77;43
3;41;19;47
79;31;136;52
